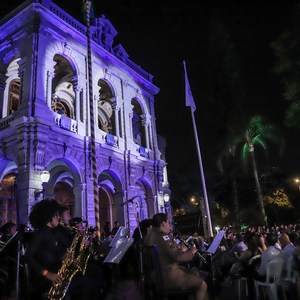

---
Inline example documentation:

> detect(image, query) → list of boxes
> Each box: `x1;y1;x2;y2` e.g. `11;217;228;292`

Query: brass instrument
48;223;92;300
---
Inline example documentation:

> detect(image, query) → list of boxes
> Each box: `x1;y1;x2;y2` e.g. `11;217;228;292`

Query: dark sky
2;0;300;203
96;1;300;201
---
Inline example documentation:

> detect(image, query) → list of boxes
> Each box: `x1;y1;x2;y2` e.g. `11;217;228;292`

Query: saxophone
48;225;91;300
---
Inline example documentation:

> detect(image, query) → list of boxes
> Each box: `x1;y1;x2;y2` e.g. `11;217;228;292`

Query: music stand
206;230;225;255
108;226;129;248
103;226;133;300
205;230;225;300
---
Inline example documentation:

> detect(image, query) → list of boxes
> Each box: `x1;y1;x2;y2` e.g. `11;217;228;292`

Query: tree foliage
271;3;300;129
264;188;292;208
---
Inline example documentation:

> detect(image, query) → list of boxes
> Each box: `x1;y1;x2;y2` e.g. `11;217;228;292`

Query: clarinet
170;233;207;264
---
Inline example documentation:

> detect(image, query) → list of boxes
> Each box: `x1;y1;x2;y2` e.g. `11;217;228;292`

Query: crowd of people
1;202;300;300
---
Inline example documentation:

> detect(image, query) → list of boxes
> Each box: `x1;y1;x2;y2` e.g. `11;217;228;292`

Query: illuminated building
0;0;168;232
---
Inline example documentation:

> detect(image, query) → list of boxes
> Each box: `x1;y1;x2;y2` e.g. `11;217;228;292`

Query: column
112;102;120;137
75;85;81;121
17;58;26;107
141;114;150;149
46;70;54;108
129;112;133;139
73;183;86;219
0;73;7;118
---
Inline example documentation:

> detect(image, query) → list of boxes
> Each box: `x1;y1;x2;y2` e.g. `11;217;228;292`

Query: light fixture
41;170;50;183
35;170;50;200
163;194;170;203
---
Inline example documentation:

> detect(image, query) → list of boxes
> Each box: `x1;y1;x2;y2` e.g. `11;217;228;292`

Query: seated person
249;232;282;282
111;221;120;237
279;232;295;276
293;236;300;299
144;213;208;300
220;232;248;281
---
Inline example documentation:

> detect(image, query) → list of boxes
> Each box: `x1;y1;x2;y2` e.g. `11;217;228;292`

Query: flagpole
183;60;213;238
190;109;213;237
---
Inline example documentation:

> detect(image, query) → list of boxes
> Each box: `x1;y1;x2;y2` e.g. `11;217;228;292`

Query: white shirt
257;245;282;276
282;243;296;273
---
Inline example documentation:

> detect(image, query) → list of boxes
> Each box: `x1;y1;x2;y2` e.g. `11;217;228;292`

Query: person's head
133;218;153;240
152;213;171;234
114;221;119;227
289;231;299;244
294;236;300;248
0;222;17;234
29;199;61;230
279;232;291;248
265;232;279;247
70;217;84;230
59;206;71;226
234;233;244;243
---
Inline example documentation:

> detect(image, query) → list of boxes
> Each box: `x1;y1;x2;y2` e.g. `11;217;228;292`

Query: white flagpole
183;60;213;237
190;109;213;237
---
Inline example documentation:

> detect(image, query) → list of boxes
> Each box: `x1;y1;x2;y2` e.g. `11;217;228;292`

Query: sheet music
206;230;225;254
109;226;129;248
103;237;134;264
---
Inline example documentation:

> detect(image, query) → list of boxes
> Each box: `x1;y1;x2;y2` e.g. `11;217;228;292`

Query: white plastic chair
282;255;296;282
282;255;299;300
254;256;284;300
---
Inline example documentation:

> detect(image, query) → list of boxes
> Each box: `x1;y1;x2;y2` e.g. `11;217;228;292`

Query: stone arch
97;79;116;134
51;54;77;118
98;169;124;228
46;158;83;217
135;177;155;219
0;159;18;225
2;58;21;118
131;98;146;147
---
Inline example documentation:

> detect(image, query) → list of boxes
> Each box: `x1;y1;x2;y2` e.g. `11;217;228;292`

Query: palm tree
237;115;284;225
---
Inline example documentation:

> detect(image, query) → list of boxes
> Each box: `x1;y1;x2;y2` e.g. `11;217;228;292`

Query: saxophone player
25;199;65;299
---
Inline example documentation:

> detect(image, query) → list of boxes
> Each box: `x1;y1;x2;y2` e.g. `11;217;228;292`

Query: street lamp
163;193;170;213
294;178;300;192
35;170;50;200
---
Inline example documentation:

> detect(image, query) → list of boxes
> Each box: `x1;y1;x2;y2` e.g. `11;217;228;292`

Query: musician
144;213;209;300
25;199;64;299
0;222;18;299
54;206;74;249
111;221;120;237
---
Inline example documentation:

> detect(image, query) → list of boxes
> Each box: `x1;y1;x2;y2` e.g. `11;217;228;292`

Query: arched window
98;79;115;134
131;99;146;147
51;54;76;119
51;95;72;117
3;58;21;117
8;79;20;114
0;174;17;225
54;181;75;212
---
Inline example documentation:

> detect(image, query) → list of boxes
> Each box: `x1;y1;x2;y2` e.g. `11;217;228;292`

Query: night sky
96;1;300;204
2;0;300;205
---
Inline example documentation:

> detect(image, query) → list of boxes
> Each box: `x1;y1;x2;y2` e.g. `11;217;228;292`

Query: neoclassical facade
0;0;170;233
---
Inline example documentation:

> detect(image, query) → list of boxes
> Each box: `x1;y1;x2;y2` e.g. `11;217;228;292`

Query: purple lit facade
0;0;170;233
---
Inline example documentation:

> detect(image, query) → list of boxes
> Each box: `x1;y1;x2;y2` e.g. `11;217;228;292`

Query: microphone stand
205;252;216;300
131;198;145;294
